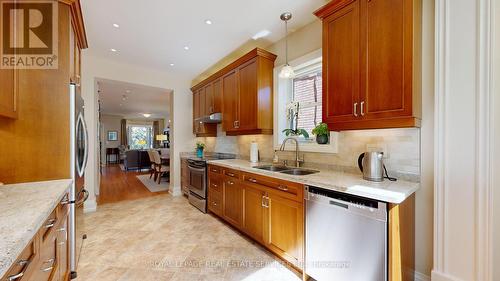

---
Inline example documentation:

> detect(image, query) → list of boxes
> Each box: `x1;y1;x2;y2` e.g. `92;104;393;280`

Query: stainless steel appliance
358;151;385;182
69;83;89;279
187;154;235;213
305;186;387;281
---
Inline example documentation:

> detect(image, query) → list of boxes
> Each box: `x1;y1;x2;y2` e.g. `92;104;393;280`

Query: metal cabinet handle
227;181;234;185
211;169;218;173
248;178;257;183
360;101;365;116
226;172;235;177
8;260;30;281
354;102;358;117
278;185;289;191
234;120;240;128
40;258;55;272
45;219;56;228
261;195;266;207
265;196;269;208
211;183;218;187
60;198;69;205
213;202;217;206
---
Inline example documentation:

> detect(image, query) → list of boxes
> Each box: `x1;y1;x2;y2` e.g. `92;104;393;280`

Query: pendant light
279;12;295;79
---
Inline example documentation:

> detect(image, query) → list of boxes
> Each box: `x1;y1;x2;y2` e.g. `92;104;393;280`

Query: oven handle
188;166;206;173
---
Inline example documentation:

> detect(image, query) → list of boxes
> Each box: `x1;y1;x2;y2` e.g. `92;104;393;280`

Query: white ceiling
98;79;171;120
81;0;328;78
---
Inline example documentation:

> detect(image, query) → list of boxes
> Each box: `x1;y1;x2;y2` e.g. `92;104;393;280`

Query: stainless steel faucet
279;137;303;167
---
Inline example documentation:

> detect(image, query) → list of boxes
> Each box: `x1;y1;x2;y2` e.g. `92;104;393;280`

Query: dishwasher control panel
306;186;379;209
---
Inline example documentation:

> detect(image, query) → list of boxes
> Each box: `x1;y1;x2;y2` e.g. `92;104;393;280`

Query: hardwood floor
97;164;168;205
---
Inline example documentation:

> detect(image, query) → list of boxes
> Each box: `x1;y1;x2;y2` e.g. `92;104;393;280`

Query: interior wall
99;114;123;164
493;0;500;279
81;54;193;211
194;5;434;277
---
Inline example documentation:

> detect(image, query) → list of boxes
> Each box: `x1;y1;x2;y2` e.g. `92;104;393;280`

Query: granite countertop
207;159;419;204
0;179;72;278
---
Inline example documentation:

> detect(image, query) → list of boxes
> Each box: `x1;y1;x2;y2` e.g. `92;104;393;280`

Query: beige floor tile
77;194;301;281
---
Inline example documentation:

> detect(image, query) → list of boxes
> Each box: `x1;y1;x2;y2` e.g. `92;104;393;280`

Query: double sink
254;165;319;176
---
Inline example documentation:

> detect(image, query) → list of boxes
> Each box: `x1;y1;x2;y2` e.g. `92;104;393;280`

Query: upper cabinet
315;0;422;131
0;69;18;119
191;48;277;136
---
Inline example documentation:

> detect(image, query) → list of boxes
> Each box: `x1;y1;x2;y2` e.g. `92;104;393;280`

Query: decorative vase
316;134;329;144
196;148;204;158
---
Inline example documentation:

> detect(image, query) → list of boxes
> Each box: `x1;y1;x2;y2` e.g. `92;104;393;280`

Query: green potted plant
196;142;205;157
282;128;310;139
312;123;329;144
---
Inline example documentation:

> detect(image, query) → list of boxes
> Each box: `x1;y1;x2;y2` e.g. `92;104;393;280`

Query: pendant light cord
285;19;288;65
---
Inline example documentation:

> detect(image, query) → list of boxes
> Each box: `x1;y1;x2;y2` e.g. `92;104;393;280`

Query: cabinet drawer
242;172;303;202
222;167;240;179
208;165;221;175
34;233;58;281
208;176;222;194
39;209;57;243
3;238;36;281
58;193;70;219
208;191;223;216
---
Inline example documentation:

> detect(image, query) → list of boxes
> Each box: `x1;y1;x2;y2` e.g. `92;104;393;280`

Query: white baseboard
415;271;431;281
83;198;97;213
431;270;464;281
168;185;183;197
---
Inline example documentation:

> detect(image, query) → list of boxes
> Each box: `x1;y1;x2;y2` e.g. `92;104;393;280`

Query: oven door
188;165;206;198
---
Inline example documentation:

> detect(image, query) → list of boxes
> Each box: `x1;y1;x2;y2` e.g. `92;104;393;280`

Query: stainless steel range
187;153;235;213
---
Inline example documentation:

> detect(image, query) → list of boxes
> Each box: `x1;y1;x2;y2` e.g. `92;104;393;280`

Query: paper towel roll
250;142;259;163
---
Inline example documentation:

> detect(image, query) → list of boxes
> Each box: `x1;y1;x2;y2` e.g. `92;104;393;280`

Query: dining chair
151;150;170;184
147;150;156;180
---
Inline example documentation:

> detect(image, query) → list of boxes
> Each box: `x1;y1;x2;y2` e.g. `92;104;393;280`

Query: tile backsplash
197;125;421;181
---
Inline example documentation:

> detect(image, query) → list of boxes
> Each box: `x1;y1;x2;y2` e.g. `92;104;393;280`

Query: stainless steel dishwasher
305;185;388;281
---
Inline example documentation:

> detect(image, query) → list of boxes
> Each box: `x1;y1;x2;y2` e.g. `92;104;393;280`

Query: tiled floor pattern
76;194;302;281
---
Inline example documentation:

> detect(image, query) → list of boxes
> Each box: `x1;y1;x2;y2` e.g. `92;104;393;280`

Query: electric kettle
358;152;385;182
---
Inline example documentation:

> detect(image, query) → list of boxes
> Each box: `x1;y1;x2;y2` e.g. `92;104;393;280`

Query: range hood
195;112;222;123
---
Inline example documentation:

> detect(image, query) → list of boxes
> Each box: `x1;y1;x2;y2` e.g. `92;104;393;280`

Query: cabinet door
0;69;17;118
360;0;413;119
57;215;69;280
243;185;265;243
222;177;243;228
32;237;59;281
199;88;206;117
193;91;200;134
212;78;222;113
204;83;213;114
222;70;238;131
237;59;258;131
265;192;303;266
322;1;360;126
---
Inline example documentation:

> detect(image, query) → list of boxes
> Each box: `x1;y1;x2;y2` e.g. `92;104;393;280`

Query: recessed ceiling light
143;113;151;118
110;48;117;52
125;90;131;93
183;46;189;50
205;19;212;25
112;23;120;28
252;29;271;40
169;63;174;66
122;95;127;100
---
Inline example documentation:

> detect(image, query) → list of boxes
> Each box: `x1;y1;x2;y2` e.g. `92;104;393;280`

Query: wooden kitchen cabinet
265;191;303;267
315;0;421;130
222;171;244;228
192;88;217;137
192;48;277;136
0;69;18;119
242;184;266;243
180;158;189;196
207;164;304;271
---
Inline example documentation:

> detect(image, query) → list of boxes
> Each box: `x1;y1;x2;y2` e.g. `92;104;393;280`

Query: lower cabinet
242;184;266;244
208;164;304;270
180;158;189;196
2;194;70;281
222;176;244;228
265;192;303;267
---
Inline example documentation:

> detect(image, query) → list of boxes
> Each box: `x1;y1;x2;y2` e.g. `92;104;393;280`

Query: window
293;71;322;136
274;49;338;153
128;125;153;149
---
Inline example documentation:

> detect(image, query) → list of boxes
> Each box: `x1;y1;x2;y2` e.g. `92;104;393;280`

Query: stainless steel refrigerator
69;83;89;279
